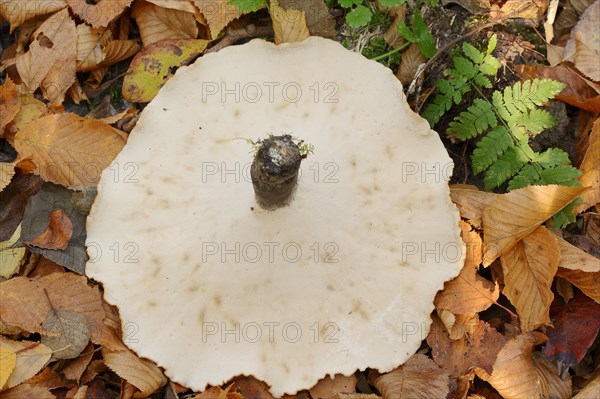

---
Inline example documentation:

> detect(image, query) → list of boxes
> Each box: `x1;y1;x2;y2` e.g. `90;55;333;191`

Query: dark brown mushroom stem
251;135;302;210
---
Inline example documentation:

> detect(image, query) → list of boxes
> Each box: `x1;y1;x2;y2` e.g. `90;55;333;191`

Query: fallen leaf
0;78;21;132
564;1;600;81
0;383;54;399
0;224;25;279
0;0;67;31
514;64;600;113
62;342;94;382
475;332;547;399
13;113;127;187
192;0;242;39
279;0;336;39
575;118;600;213
229;377;274;399
500;226;560;332
370;354;450;399
81;360;108;385
428;315;506;377
396;42;426;86
0;347;16;389
146;0;198;13
122;38;208;102
382;4;406;46
556;235;600;302
65;0;133;28
4;94;49;139
532;352;572;398
309;374;358;399
26;209;73;250
15;8;77;105
436;310;479;340
66;386;88;399
271;0;310;45
573;372;600;398
492;0;547;22
435;221;499;313
100;40;142;67
0;273;106;346
0;163;15;194
449;184;496;228
555;277;574;302
102;347;167;398
0;339;52;389
76;25;111;72
41;310;91;360
544;292;600;375
133;0;199;46
25;367;76;390
440;0;490;14
0;174;43;241
482;185;585;266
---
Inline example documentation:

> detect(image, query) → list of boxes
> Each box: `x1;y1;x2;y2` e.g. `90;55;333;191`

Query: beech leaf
271;1;310;45
0;339;52;389
65;0;133;28
192;0;242;39
102;347;167;397
133;0;199;46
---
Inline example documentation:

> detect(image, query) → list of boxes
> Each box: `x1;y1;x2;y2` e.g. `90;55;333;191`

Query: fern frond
535;148;570;168
471;126;512;173
514;109;557;134
462;42;484;64
484;148;529;189
540;166;582;185
448;99;497;140
507;164;540;190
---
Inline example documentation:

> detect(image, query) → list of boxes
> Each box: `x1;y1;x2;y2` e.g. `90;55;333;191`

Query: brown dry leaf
440;0;490;14
500;226;560;332
102;347;167;398
0;0;67;32
383;4;406;46
133;0;199;46
81;360;108;385
309;374;358;399
101;40;142;66
427;315;506;377
449;184;496;228
271;0;309;45
532;352;572;398
4;94;49;139
0;273;107;346
66;0;133;28
0;339;52;389
229;377;274;399
0;224;25;279
66;386;88;399
396;43;426;86
41;310;91;360
0;346;16;389
192;0;242;39
0;77;21;132
62;342;94;382
371;354;450;399
279;0;335;39
147;0;197;13
435;221;499;313
330;395;380;399
563;0;600;81
482;185;585;266
493;0;547;22
15;8;76;105
475;332;547;399
575;118;600;213
25;367;75;390
437;310;479;340
0;384;54;399
66;80;89;104
514;64;600;113
76;25;111;72
0;163;15;193
556;267;600;303
26;209;73;250
13;113;126;187
573;372;600;398
558;234;600;273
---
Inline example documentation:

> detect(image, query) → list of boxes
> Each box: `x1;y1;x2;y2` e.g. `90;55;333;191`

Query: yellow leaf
482;185;586;266
65;0;133;28
5;95;49;136
192;0;242;39
500;226;559;332
575;117;600;213
271;0;310;45
0;0;67;32
0;347;16;390
122;38;208;103
0;339;52;389
133;0;199;46
13;113;126;187
102;347;167;397
0;224;25;279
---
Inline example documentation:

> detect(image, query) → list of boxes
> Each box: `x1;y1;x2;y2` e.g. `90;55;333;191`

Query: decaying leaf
0;383;54;399
309;374;357;399
15;8;77;105
122;38;208;102
192;0;242;39
229;377;274;399
449;184;496;228
102;346;167;398
436;310;479;340
62;342;94;382
0;346;16;389
370;354;450;399
556;235;600;302
41;310;91;360
500;226;560;332
24;367;75;390
482;185;585;266
440;0;490;14
0;163;15;194
575;117;600;213
532;352;572;399
279;0;336;39
75;25;111;72
396;43;426;86
0;78;21;132
0;0;67;32
0;339;52;389
133;0;199;46
564;0;600;81
544;292;600;375
13;113;127;187
0;224;25;279
101;40;142;67
492;0;547;22
65;0;133;28
26;209;73;250
572;372;600;398
271;0;310;45
0;174;43;242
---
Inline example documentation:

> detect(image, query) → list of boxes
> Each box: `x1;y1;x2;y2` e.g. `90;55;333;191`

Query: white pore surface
86;37;464;396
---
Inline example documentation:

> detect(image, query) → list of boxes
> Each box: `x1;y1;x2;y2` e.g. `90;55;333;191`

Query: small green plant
228;0;267;13
396;9;436;58
424;34;581;228
340;0;406;28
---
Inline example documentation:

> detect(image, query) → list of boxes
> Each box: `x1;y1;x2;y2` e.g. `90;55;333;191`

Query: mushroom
86;37;464;396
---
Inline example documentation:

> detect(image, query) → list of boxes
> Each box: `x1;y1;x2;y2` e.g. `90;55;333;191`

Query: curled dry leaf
396;42;426;86
65;0;133;28
435;221;498;314
440;0;490;14
0;339;52;389
475;332;547;399
0;383;54;399
575;117;600;213
556;234;600;302
102;347;167;398
0;0;67;32
0;346;16;389
15;9;76;105
76;25;111;72
0;77;21;132
449;184;496;228
271;0;310;45
26;209;73;250
309;374;358;399
122;39;208;102
371;354;450;399
564;0;600;81
500;226;560;332
482;185;586;266
13;113;127;187
192;0;242;39
532;352;572;399
133;0;199;46
101;40;142;67
41;310;91;360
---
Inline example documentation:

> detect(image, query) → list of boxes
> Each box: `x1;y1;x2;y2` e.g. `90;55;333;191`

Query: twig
206;25;274;54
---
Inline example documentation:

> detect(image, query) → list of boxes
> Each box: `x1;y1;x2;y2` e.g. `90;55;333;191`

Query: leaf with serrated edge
102;347;167;397
575;118;599;213
271;1;310;44
482;185;586;265
132;0;198;46
449;184;496;227
0;0;67;32
0;339;52;389
13;113;126;188
0;346;16;389
193;0;242;39
66;0;133;28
